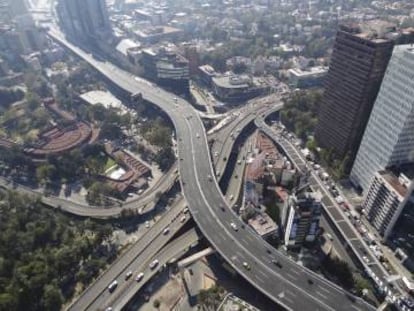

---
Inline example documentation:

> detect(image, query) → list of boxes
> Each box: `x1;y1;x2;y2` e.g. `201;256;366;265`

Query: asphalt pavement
49;29;375;311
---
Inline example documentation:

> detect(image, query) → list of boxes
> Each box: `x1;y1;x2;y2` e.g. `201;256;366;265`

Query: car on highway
108;280;118;292
145;221;150;228
196;133;200;138
308;279;314;285
229;194;234;201
105;307;113;311
149;259;159;269
125;271;133;280
208;174;213;181
163;227;170;235
242;262;251;270
135;272;144;282
230;222;238;231
271;259;282;268
183;207;189;214
180;215;186;223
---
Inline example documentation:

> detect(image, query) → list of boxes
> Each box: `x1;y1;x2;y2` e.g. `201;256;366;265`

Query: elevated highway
255;116;400;301
67;199;189;311
49;29;375;311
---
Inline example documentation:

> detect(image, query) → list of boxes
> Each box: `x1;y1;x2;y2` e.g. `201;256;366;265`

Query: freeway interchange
47;29;375;311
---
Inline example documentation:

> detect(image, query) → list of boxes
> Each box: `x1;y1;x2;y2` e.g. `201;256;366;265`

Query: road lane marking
318;285;331;295
289;268;301;276
316;291;329;300
285;273;297;280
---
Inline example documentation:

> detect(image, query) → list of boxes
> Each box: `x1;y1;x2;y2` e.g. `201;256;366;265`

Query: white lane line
318;285;331;295
283;295;294;304
236;251;244;258
285;273;297;280
285;290;297;298
256;269;268;278
185;119;338;311
316;291;329;300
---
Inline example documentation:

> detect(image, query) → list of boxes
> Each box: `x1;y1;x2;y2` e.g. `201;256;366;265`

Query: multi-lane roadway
67;199;189;311
255;115;401;301
48;29;375;310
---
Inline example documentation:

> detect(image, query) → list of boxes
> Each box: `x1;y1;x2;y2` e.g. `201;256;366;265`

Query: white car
196;133;200;138
108;280;118;292
149;259;159;269
135;272;144;282
180;216;186;223
125;271;133;280
145;221;150;228
163;227;170;235
230;222;238;231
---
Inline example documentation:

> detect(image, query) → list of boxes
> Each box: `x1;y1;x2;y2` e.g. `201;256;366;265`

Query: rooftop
212;75;251;89
378;170;410;198
288;66;328;77
80;90;124;113
248;213;278;237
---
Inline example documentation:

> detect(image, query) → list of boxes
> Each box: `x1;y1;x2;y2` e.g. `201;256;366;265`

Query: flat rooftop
248;213;278;237
80;90;124;112
289;66;328;77
379;170;409;198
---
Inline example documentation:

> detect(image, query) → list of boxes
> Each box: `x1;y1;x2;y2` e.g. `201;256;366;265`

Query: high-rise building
0;0;27;23
315;23;395;171
8;0;28;18
57;0;113;43
350;45;414;191
362;170;414;239
282;191;322;248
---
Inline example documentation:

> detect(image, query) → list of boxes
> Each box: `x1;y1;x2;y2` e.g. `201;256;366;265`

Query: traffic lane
171;96;370;310
90;208;191;311
68;201;186;311
259;121;392;292
325;205;346;222
54;34;368;310
187;121;373;310
105;228;199;311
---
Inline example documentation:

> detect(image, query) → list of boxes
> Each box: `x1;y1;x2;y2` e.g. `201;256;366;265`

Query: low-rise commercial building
212;74;270;103
288;66;328;88
248;212;278;239
198;64;216;87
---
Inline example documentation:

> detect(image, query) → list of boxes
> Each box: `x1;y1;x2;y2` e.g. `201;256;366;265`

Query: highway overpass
49;29;375;311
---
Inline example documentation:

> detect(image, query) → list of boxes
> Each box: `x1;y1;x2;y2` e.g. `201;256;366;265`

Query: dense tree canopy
0;191;115;311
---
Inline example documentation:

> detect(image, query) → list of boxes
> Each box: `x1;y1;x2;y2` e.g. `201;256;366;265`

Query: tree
0;190;116;311
153;299;161;309
322;256;354;289
154;147;175;171
197;285;225;310
42;285;63;311
36;164;57;185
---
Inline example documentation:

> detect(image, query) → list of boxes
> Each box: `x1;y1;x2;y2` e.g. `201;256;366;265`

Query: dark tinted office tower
57;0;112;43
315;23;394;171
